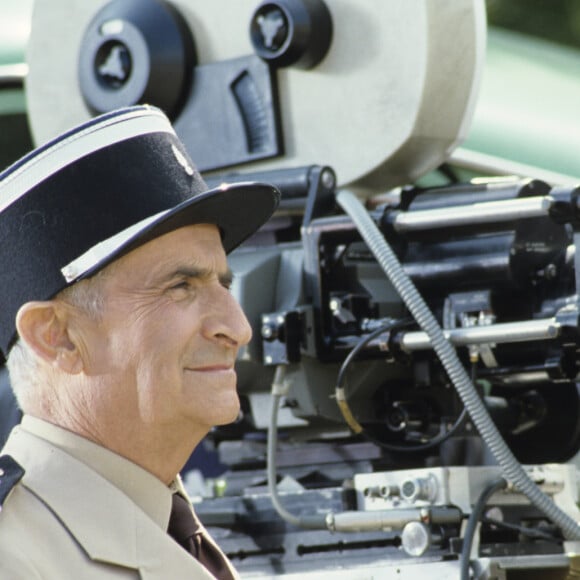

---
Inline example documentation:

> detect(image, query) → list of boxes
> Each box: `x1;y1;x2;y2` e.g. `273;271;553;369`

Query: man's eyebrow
159;266;234;286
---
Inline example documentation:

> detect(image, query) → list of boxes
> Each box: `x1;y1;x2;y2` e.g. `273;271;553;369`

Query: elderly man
0;106;279;578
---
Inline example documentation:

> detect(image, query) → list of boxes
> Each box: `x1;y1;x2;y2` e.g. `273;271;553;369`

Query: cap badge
172;144;194;176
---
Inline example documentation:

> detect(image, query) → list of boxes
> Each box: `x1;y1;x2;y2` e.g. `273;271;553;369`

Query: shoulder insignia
0;455;25;511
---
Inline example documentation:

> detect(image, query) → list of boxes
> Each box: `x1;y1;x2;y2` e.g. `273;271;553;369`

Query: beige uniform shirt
0;416;239;579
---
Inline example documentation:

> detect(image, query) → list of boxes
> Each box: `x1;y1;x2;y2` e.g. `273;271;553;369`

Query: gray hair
7;266;114;413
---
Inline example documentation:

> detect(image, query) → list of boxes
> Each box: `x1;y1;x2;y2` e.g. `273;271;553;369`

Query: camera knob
401;521;431;557
249;0;332;69
400;474;438;503
79;0;195;117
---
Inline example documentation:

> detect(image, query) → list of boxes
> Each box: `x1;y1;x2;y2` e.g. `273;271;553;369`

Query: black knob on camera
78;0;195;118
249;0;332;69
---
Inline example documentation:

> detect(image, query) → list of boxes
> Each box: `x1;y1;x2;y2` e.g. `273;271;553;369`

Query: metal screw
262;324;274;339
544;263;557;279
321;169;335;190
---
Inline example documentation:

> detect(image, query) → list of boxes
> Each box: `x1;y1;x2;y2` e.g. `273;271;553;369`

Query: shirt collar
20;415;174;530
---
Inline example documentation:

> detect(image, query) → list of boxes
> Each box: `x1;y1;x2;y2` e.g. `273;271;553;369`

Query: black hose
460;477;507;580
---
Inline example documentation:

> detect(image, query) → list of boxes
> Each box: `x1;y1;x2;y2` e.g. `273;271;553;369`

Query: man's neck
31;408;206;485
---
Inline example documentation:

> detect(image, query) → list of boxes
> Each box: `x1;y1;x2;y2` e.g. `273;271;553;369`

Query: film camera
25;0;580;577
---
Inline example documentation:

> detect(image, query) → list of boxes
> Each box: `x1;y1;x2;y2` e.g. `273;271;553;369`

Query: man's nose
206;289;253;348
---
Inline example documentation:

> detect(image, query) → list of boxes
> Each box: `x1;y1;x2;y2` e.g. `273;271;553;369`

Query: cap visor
78;181;279;280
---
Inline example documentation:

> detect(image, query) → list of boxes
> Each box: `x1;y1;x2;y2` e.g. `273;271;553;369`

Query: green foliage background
487;0;580;48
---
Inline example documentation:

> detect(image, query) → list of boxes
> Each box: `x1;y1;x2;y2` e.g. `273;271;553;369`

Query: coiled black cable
335;318;468;452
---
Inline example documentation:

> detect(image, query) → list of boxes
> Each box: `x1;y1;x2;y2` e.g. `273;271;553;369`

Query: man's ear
15;301;83;374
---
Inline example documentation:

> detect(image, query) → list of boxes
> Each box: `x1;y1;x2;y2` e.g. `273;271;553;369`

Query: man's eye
170;281;190;291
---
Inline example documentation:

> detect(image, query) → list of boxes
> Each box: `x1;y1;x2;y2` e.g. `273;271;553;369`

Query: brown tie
167;493;235;580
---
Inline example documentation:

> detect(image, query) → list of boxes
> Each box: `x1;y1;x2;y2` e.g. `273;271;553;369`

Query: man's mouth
185;364;235;373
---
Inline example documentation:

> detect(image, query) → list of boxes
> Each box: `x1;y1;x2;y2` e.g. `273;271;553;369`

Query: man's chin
210;397;242;427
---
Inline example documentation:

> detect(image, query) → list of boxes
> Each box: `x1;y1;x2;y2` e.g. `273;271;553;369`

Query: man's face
76;223;252;433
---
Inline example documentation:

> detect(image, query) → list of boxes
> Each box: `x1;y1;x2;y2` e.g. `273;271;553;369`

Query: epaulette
0;455;25;511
